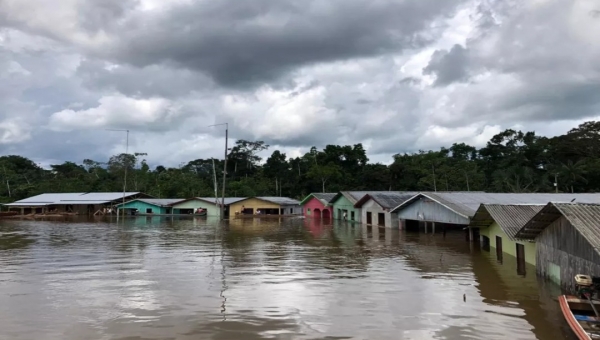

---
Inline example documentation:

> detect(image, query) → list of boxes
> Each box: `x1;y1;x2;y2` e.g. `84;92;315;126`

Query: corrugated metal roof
138;199;185;206
469;204;545;241
195;197;247;205
256;197;301;205
300;193;337;206
516;203;600;255
355;192;420;209
312;193;336;203
3;192;142;206
4;202;50;206
329;191;394;205
392;192;600;217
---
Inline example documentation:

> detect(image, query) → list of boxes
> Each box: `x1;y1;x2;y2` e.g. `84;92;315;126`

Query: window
146;208;153;214
307;208;311;215
481;236;490;251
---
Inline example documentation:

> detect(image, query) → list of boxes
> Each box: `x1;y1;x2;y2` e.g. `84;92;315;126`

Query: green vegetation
2;121;600;202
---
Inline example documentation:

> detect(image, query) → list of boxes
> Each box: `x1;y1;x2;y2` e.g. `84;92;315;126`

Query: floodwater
0;216;576;340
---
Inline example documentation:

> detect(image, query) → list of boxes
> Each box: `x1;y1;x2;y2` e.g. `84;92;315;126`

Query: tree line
1;121;599;203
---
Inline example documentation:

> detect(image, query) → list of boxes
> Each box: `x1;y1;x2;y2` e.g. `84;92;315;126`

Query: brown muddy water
0;216;576;340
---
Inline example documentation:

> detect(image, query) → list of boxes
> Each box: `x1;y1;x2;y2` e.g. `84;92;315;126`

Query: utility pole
465;171;470;192
432;164;437;192
554;173;558;193
209;123;229;220
107;129;130;221
221;124;228;220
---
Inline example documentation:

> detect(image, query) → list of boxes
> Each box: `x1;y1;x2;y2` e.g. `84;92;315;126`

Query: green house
171;197;247;217
328;191;372;222
469;204;544;266
116;198;184;215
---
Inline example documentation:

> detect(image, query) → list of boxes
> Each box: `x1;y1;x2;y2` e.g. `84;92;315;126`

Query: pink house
300;193;336;219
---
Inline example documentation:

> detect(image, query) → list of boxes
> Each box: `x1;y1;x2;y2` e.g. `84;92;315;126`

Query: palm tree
560;160;587;193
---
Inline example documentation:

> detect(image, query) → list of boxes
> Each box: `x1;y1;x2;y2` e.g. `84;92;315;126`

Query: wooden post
424;221;428;234
468;227;474;242
432;222;436;234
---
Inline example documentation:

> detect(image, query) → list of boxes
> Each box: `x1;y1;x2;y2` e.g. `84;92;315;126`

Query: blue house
116;198;184;215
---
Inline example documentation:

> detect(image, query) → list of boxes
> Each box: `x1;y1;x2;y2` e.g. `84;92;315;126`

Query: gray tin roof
136;199;185;207
256;197;301;205
356;192;420;209
4;192;142;206
194;197;248;205
391;192;600;217
470;204;545;241
330;191;394;205
516;203;600;254
312;193;337;203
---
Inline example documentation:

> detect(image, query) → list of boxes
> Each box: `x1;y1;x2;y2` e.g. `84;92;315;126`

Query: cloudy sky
1;0;599;168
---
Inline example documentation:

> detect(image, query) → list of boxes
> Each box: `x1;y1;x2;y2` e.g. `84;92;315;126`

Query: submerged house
354;192;418;228
171;197;247;217
469;204;544;272
300;193;336;218
116;198;184;215
392;192;600;237
229;197;302;218
4;192;150;215
328;191;391;222
515;203;600;291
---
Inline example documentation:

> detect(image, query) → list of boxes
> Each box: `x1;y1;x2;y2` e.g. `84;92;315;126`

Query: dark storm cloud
102;0;467;88
76;0;138;33
423;44;469;86
76;59;215;98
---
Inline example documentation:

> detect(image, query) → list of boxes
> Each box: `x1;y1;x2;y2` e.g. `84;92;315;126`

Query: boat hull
559;295;600;340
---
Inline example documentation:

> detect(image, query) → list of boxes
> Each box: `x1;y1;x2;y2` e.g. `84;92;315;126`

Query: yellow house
469;204;544;268
229;197;302;219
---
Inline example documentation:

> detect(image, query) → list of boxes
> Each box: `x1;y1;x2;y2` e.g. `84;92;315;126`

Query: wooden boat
559;295;600;339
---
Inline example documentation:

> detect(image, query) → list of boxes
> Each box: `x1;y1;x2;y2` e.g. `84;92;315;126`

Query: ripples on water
0;217;576;339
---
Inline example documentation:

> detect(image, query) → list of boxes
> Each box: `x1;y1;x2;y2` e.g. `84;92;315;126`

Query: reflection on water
0;216;576;339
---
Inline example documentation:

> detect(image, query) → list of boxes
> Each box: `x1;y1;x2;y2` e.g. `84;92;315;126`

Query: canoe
559;295;600;339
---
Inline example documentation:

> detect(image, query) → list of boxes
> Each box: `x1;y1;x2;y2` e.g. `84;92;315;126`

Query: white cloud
48;95;182;131
221;84;338;141
0;119;32;144
0;0;598;167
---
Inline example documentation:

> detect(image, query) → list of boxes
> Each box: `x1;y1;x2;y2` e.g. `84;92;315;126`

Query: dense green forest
1;121;599;203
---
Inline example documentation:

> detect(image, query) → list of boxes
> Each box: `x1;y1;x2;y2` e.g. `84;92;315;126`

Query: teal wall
118;201;171;215
331;195;360;222
172;200;220;216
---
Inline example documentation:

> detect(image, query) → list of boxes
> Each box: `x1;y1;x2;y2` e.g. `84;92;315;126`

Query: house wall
229;198;280;218
118;201;169;214
535;216;600;292
303;197;333;218
396;198;470;225
172;200;220;216
51;204;106;215
330;195;360;222
479;222;536;265
281;204;302;215
360;199;396;228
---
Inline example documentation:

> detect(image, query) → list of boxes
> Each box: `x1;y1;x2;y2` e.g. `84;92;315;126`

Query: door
378;213;385;227
350;211;355;221
495;236;503;263
366;212;372;225
516;243;526;275
481;236;490;251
